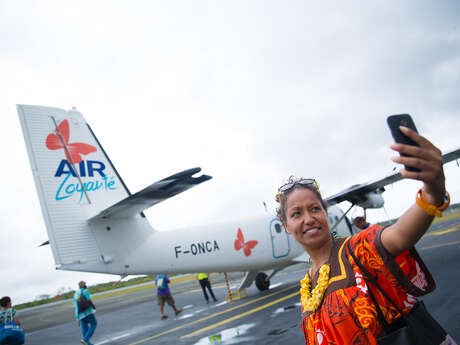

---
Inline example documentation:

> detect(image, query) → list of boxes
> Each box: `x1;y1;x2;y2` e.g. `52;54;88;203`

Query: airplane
17;105;460;292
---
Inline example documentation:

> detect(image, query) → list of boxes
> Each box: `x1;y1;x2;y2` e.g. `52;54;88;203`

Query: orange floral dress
300;227;436;345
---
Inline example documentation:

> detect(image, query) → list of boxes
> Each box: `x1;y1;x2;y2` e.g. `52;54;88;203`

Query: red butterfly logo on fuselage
46;119;97;164
234;228;258;257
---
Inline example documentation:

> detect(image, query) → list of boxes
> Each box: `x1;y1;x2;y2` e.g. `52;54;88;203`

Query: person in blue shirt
73;281;97;345
155;274;182;320
0;296;24;345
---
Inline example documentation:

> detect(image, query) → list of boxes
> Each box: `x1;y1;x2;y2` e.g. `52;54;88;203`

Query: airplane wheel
255;272;270;291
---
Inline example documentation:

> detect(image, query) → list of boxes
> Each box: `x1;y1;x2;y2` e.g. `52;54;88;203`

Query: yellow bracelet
415;189;450;217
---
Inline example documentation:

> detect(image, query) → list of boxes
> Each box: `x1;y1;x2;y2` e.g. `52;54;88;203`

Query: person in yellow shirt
197;273;218;304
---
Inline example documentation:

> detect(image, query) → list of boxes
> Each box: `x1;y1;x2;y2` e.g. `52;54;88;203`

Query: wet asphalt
21;216;460;345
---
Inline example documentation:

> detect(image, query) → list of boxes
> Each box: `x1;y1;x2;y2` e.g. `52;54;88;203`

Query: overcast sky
2;1;460;304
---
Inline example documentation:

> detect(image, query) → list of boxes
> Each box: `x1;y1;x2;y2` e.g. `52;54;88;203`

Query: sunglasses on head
278;178;320;195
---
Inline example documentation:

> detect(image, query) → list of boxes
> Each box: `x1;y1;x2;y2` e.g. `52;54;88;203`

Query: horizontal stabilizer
90;167;212;220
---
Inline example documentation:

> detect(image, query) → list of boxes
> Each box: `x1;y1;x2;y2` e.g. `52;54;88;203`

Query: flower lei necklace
300;235;335;313
300;263;330;312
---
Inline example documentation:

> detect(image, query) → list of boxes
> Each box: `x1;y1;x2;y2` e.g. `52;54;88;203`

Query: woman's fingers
390;126;446;204
399;126;438;150
390;128;443;178
391;155;437;176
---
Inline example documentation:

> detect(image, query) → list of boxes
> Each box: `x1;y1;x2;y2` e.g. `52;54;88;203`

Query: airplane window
274;223;282;233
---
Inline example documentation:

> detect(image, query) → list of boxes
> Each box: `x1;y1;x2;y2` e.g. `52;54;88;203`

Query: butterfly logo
234;228;258;257
45;119;97;164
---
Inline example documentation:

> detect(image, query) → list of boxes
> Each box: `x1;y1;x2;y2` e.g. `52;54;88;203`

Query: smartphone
387;114;420;172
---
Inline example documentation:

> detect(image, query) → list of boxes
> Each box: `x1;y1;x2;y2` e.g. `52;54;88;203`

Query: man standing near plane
155;274;182;319
197;273;218;304
73;281;97;345
353;216;381;232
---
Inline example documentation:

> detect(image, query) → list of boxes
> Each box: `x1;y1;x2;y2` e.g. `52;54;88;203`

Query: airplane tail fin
18;105;211;275
17;105;140;272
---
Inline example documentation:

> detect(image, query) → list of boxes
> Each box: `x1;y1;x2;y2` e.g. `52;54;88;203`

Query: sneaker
175;308;183;316
206;300;210;304
81;340;88;345
161;314;168;320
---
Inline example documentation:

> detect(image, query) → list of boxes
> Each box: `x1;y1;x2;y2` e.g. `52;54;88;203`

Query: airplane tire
255;272;270;291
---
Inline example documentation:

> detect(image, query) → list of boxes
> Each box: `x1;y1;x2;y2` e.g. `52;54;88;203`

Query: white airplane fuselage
17;104;355;290
70;206;351;276
128;216;301;274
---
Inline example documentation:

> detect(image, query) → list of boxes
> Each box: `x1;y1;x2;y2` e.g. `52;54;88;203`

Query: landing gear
255;272;270;291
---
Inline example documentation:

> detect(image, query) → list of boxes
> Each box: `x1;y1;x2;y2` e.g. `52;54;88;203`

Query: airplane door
270;219;290;258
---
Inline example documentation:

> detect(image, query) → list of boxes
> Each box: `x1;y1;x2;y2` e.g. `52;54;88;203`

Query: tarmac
20;215;460;344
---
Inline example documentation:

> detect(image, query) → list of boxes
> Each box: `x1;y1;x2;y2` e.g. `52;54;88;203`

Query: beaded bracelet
415;189;450;217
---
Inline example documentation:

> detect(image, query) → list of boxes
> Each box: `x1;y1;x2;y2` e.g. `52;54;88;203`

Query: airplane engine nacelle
358;190;385;209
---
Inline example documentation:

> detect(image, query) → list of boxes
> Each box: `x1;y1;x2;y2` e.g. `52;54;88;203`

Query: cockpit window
274;223;282;233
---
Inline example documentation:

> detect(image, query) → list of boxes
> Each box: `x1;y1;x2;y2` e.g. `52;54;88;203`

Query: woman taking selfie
276;126;456;345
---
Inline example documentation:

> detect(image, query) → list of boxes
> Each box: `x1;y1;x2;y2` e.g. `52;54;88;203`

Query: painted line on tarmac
420;240;460;250
129;284;298;345
181;290;300;339
422;226;460;238
187;283;230;293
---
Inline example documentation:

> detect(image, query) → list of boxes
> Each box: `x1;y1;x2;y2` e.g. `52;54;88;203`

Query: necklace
300;263;330;312
300;237;334;312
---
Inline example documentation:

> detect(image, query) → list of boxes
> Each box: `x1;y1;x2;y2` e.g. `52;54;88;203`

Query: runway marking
422;226;460;238
129;284;298;345
420;240;460;250
181;290;300;339
187;283;228;293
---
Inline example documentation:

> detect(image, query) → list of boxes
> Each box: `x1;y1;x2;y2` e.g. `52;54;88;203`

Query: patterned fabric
0;308;16;323
300;227;436;345
73;288;95;321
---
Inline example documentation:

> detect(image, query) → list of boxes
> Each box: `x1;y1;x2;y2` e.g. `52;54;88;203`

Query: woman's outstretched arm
381;126;447;256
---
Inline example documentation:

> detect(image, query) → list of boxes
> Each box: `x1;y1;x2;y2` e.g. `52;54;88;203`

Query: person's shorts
157;294;174;307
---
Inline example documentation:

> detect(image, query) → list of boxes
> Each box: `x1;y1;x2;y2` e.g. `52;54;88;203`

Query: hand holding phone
387;114;421;172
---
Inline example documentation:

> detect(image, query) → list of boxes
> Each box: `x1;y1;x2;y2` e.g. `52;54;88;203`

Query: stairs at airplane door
225;289;248;302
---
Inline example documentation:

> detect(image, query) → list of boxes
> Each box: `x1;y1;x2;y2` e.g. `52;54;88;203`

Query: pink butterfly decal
45;120;97;164
234;228;258;257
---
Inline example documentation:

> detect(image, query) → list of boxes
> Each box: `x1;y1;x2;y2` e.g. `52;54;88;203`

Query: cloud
2;0;460;304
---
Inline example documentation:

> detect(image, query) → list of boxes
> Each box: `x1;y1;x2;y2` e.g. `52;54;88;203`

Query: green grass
15;273;199;310
15;275;156;310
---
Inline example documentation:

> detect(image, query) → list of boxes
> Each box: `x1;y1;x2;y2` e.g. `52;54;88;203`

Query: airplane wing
326;146;460;206
90;167;212;220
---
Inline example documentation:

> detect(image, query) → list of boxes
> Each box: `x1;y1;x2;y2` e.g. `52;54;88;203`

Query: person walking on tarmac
197;273;218;304
73;281;97;345
155;274;182;320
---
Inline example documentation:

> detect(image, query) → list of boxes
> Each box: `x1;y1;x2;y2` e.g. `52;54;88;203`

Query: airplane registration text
174;240;220;258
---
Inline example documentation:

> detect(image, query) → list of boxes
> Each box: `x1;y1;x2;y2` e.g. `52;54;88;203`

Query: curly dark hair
0;296;11;308
275;176;327;223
